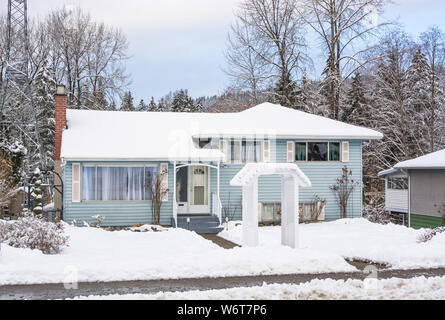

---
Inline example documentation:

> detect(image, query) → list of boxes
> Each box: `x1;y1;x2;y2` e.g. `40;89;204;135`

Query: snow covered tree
31;168;43;216
137;99;148;111
420;26;445;151
120;91;135;111
171;90;201;112
299;0;391;120
227;0;309;106
403;49;432;155
342;73;368;125
33;63;56;169
148;97;157;111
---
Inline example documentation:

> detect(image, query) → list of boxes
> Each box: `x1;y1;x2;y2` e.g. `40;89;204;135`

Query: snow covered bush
363;196;391;225
417;227;445;243
0;213;69;254
91;215;106;228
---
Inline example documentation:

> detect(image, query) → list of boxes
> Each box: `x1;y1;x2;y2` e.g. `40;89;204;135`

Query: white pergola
230;163;311;249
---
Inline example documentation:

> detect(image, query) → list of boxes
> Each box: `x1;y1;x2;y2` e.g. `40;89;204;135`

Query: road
1;268;445;300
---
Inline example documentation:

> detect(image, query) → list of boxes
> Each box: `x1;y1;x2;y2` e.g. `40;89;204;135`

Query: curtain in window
329;143;340;161
231;140;241;162
97;167;144;201
244;141;256;162
82;167;96;201
255;141;263;162
295;143;307;161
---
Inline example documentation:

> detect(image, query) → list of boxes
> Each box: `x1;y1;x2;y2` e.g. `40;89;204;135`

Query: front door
176;166;210;214
189;166;210;214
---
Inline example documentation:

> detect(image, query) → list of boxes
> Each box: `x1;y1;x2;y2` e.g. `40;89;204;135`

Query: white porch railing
173;200;178;227
212;192;222;223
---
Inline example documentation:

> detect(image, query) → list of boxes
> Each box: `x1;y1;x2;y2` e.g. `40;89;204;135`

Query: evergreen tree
32;168;43;215
273;74;298;108
120;91;135;111
33;63;56;169
137;99;148;111
148;97;157;111
404;49;432;155
294;74;321;114
342;73;368;125
171;90;195;112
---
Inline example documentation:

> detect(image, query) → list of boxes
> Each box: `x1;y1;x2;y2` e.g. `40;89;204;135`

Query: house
379;150;445;229
53;85;383;233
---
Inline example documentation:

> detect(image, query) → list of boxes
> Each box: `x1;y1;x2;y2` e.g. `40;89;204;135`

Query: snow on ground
72;276;445;300
219;219;445;269
0;222;353;286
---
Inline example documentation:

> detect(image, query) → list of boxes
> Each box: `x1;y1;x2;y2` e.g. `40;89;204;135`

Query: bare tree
420;26;445;152
146;168;169;225
299;0;391;119
330;166;359;219
46;7;129;109
227;0;309;106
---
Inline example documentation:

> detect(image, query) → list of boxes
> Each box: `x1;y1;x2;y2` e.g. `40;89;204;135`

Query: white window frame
80;163;160;202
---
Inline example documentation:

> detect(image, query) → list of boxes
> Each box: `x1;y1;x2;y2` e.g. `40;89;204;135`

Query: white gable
61;103;383;161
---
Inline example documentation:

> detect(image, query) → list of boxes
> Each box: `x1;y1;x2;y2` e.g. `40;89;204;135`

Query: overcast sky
3;0;445;102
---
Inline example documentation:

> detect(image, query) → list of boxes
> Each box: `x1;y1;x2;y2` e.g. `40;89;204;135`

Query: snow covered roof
379;149;445;176
230;163;312;187
61;103;383;161
394;149;445;170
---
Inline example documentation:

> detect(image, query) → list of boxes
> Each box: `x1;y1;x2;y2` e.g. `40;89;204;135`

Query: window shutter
219;139;228;162
263;141;270;162
72;163;81;203
287;141;295;163
342;142;350;163
258;202;263;221
160;163;169;202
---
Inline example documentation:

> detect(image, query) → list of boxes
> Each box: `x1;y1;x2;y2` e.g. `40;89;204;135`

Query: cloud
26;0;240;30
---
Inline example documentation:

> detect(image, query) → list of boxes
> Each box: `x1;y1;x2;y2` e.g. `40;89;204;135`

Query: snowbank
0;223;353;285
73;276;445;300
220;219;445;269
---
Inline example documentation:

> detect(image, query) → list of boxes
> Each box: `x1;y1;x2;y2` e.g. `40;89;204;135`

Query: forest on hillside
1;0;444;210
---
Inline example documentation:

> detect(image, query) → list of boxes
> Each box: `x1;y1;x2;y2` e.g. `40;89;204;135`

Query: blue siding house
55;94;382;232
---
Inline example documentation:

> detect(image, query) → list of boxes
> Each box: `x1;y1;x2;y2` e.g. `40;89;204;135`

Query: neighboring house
379;149;445;229
53;86;382;233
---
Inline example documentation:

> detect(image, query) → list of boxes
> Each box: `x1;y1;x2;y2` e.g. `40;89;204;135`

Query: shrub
363;195;391;225
0;214;69;254
417;227;445;243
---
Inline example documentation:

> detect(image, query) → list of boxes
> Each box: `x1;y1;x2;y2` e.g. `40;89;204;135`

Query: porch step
173;215;224;234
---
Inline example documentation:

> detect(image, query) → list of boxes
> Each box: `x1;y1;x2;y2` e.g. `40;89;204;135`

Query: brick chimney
55;85;67;161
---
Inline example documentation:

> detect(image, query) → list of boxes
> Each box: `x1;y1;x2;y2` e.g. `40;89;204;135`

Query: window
387;177;408;190
308;142;328;161
329;142;340;161
261;203;281;223
229;139;263;163
81;165;159;201
295;142;341;162
198;138;211;149
145;166;159;200
295;142;307;161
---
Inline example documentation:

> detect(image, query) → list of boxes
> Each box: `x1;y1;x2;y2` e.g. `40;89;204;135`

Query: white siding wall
385;189;408;213
385;173;409;213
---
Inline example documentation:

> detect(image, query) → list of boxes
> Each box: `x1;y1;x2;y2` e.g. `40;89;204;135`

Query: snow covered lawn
0;222;353;285
220;219;445;269
73;276;445;300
